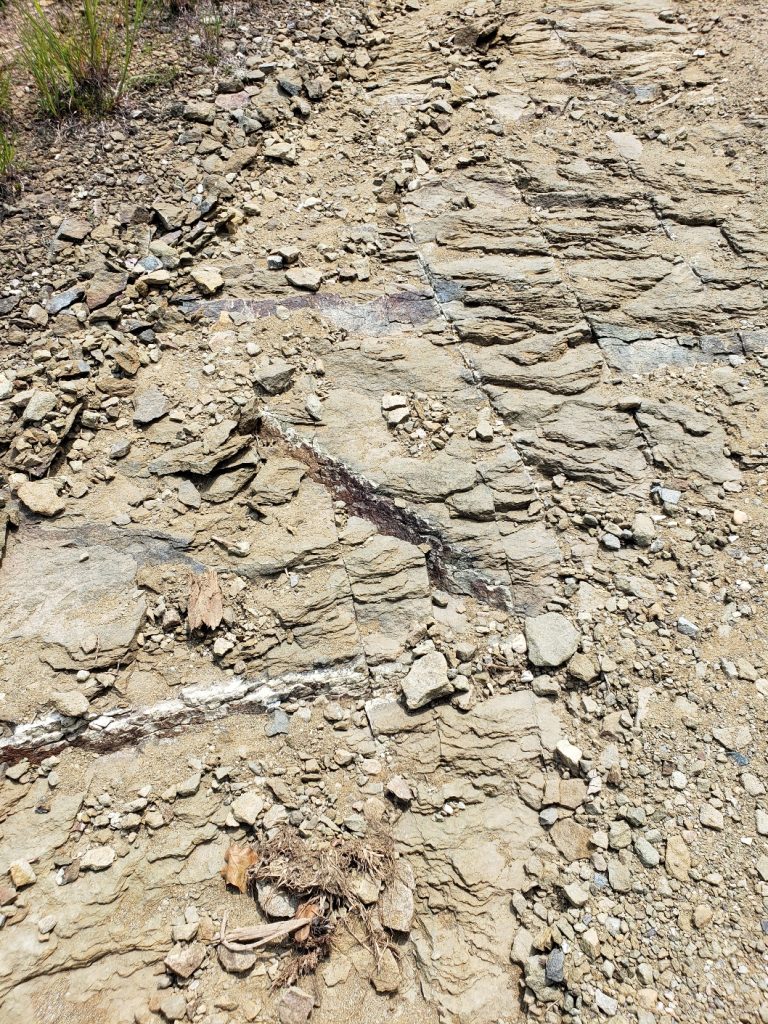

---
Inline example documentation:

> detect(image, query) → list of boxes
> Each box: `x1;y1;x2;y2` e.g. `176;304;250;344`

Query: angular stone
133;387;169;425
401;651;454;711
545;948;565;984
525;613;580;668
371;948;400;993
285;267;323;292
51;690;89;718
165;942;205;979
700;804;724;830
555;739;583;772
9;860;36;887
218;944;257;973
379;877;414;932
22;390;57;423
158;992;187;1021
563;881;589;907
510;927;534;966
631;512;656;547
231;792;264;826
385;775;413;803
257;882;299;919
17;479;65;517
57;218;92;242
634;838;660;868
85;271;126;311
176;773;201;798
550;818;591;862
693;904;714;929
568;653;598;683
608;860;631;893
253;360;295;395
278;986;314;1024
190;266;224;295
594;989;618;1016
265;709;290;736
80;846;116;871
665;834;690;881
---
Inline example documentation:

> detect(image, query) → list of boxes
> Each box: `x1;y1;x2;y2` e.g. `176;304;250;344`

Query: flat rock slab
0;532;146;671
525;612;580;668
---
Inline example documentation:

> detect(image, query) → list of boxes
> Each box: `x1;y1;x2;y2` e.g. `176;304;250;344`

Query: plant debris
221;827;397;985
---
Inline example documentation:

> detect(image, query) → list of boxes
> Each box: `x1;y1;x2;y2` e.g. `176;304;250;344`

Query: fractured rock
165;942;205;979
51;690;90;718
133;387;169;425
400;651;454;710
278;986;314;1024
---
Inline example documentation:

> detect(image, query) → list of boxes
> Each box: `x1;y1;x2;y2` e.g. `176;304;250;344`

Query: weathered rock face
0;532;146;693
2;0;768;1022
392;693;561;1021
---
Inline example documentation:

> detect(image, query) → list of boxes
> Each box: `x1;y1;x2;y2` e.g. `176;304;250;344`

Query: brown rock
549;818;591;861
85;271;127;311
57;218;92;242
278;986;314;1024
188;570;223;632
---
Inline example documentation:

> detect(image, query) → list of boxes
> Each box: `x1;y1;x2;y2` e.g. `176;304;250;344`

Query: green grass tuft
19;0;150;118
0;126;15;179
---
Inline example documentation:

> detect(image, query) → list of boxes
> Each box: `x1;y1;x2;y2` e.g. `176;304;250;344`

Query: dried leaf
293;901;319;943
222;843;257;893
188;569;223;631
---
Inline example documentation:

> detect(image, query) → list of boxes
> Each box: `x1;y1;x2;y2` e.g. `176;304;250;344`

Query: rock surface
1;1;768;1024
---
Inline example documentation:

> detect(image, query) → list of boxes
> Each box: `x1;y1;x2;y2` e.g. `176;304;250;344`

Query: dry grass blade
248;826;396;908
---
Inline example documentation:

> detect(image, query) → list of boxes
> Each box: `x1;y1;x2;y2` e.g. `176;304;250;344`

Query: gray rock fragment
525;613;580;668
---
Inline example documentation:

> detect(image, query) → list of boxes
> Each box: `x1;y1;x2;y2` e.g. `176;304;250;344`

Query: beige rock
379;876;415;932
9;860;36;887
568;653;598;683
80;846;116;871
190;266;224;295
17;479;65;517
665;834;691;881
164;942;205;978
371;947;400;993
700;804;724;830
51;690;90;717
550;818;591;862
693;904;714;929
231;792;264;826
563;881;589;907
401;651;454;710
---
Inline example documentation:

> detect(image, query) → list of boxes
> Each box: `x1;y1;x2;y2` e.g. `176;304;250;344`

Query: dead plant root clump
221;826;397;986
